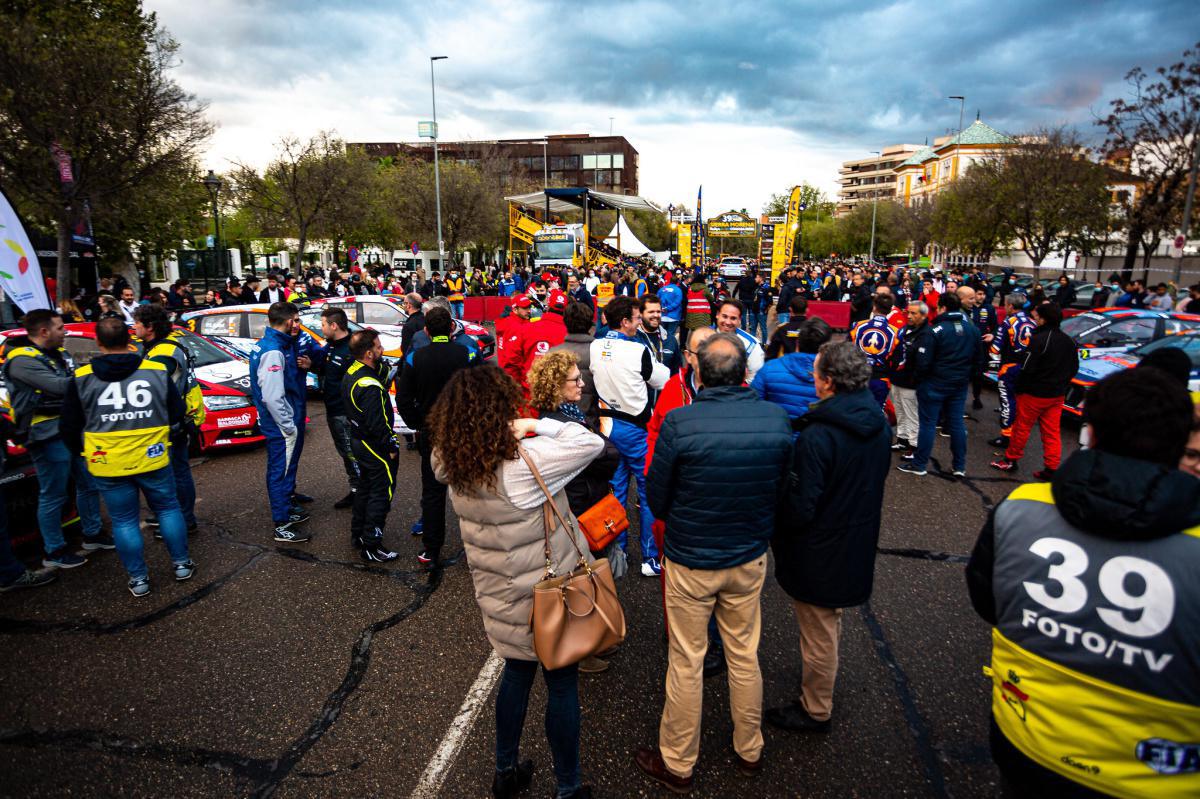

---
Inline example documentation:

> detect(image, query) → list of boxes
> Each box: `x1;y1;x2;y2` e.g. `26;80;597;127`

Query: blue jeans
451;301;464;319
753;311;768;342
609;419;658;561
662;320;680;344
777;312;790;327
913;383;968;472
495;658;580;798
94;466;189;581
0;485;25;585
28;438;101;554
171;434;197;528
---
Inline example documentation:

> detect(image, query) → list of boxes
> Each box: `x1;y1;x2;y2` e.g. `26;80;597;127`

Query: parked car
717;257;748;280
1063;329;1200;416
1061;308;1200;362
180;304;405;390
0;323;264;455
309;295;495;359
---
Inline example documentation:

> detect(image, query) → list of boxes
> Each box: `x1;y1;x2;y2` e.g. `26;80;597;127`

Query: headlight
203;395;251;411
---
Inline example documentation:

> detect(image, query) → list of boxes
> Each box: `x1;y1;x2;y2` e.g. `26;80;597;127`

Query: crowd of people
2;254;1198;799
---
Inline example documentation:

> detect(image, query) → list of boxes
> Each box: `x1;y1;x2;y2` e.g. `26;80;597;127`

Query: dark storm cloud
160;0;1198;146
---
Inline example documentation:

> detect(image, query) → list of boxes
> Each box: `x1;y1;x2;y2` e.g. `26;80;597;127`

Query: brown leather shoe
733;750;763;777
634;747;693;794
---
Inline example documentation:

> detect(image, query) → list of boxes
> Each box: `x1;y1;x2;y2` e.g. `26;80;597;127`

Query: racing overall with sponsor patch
987;482;1200;798
997;311;1034;436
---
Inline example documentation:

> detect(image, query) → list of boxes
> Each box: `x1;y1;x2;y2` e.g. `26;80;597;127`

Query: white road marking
410;650;504;798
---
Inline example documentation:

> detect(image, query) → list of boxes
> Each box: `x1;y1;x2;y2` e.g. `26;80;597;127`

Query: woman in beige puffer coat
428;365;603;799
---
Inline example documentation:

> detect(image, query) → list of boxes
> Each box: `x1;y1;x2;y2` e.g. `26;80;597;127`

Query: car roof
2;322;191;339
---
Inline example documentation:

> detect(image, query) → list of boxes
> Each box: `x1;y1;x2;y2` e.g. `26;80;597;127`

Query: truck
532;223;620;272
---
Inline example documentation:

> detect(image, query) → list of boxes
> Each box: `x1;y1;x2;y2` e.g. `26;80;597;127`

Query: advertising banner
707;210;758;238
758;222;775;263
770;185;802;285
0;189;53;312
677;224;692;270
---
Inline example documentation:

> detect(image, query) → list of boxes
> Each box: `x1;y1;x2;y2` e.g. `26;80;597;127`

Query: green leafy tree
930;166;1009;264
985;127;1112;266
0;0;213;302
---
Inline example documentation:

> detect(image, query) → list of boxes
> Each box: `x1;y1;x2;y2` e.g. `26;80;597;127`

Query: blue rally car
1063;329;1200;416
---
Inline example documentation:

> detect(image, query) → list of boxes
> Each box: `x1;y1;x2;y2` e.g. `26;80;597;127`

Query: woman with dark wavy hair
428;364;603;799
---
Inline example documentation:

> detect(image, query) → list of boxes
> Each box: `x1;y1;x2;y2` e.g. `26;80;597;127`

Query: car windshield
175;330;237;367
535;240;575;260
1061;313;1106;339
1135;333;1200;363
298;309;365;335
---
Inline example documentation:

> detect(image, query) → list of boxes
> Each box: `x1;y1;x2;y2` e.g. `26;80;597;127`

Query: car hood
1074;353;1139;384
195;361;252;394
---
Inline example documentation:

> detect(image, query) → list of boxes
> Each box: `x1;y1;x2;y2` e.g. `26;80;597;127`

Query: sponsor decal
1060;754;1101;776
1136;738;1199;775
89;449;108;465
268;364;282;372
217;412;253;429
535;341;550;355
146;443;165;458
1000;669;1028;722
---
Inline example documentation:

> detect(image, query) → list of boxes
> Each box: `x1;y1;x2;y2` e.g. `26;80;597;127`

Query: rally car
1061;308;1200;363
0;323;264;455
180;304;406;390
309;295;495;359
1062;330;1200;416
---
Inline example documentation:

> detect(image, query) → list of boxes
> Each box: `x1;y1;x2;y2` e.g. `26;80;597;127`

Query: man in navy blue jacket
636;333;792;794
898;292;980;477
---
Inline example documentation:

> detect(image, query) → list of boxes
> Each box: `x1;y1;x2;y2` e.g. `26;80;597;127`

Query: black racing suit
342;360;399;547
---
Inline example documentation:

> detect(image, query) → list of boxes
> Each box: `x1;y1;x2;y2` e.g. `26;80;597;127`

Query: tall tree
985;127;1111;266
894;198;936;258
930;165;1009;264
1100;41;1200;274
231;131;351;270
0;0;213;302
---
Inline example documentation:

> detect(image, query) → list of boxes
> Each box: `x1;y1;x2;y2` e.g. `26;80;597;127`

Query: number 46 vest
74;359;172;477
987;482;1200;798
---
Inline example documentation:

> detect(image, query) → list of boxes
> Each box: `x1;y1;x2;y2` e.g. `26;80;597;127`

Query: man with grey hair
886;301;928;454
409;296;481;359
637;332;792;792
768;341;891;734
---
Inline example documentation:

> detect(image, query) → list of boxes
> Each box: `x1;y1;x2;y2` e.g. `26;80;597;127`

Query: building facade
894;119;1014;206
353;134;639;195
836;144;920;216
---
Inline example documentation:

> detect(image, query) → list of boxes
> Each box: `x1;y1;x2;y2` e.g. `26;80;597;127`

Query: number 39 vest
987;482;1200;798
74;359;172;477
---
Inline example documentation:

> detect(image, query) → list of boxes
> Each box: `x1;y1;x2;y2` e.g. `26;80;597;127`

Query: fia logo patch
146;443;165;459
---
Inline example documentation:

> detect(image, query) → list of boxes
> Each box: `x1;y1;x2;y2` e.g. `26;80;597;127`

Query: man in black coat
990;302;1079;477
636;332;792;794
395;306;473;570
768;341;891;733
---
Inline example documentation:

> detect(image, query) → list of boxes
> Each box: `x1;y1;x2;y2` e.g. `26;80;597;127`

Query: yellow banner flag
771;185;801;285
677;224;692;270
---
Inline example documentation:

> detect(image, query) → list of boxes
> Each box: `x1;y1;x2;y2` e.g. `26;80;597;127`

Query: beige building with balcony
836;144;920;216
894;119;1014;206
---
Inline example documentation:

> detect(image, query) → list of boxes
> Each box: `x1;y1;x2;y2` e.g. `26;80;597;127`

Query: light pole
868;151;880;264
202;170;224;288
948;95;965;180
430;55;447;266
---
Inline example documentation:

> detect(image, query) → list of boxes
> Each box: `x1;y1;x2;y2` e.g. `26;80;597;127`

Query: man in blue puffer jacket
637;332;792;792
250;302;311;542
749;319;832;433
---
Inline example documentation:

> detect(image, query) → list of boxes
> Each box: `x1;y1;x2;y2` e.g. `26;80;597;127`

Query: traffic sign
411;241;420;256
206;234;215;248
1170;233;1186;259
418;121;437;139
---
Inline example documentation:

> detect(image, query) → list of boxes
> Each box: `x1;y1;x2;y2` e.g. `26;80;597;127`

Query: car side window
362;302;402;325
1104;318;1157;345
1165;318;1200;335
246;314;268;339
199;314;241;338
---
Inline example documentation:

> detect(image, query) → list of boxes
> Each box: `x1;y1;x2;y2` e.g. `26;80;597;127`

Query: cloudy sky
149;0;1195;214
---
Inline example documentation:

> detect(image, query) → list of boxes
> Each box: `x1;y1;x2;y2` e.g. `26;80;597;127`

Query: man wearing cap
240;276;261;304
495;294;533;379
506;290;569;390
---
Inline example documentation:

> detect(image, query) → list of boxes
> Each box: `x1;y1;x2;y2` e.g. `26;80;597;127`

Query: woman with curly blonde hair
428;363;603;799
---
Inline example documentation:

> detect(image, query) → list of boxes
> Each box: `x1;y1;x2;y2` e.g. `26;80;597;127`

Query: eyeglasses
566;375;585;385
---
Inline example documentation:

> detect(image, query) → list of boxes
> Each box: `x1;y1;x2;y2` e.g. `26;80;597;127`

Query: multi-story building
836;144;920;216
352;133;639;195
894;119;1014;206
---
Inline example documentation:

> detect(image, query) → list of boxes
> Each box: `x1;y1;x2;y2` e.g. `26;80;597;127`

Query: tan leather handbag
519;448;626;670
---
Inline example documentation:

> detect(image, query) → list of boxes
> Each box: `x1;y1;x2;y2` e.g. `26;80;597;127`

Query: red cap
511;294;532;309
541;271;556;284
547;289;567;311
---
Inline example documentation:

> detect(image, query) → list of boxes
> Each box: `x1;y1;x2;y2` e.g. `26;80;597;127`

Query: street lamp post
202;169;223;290
430;55;448;267
868;151;880;265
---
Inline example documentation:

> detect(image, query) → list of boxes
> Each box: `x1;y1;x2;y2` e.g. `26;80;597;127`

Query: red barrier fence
463;296;511;323
805;301;851;330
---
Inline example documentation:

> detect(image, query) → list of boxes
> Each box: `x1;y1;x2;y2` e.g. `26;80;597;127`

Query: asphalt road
0;388;1073;798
